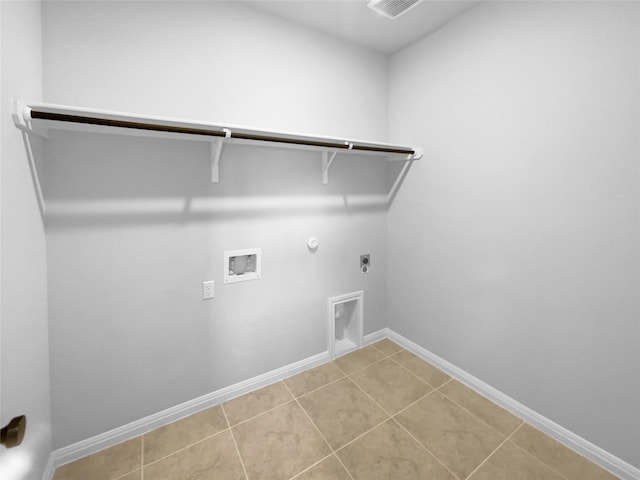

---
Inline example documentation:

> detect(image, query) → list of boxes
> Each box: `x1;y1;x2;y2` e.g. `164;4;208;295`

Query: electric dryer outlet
360;254;370;274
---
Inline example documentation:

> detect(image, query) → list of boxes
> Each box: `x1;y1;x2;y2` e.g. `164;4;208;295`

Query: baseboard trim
386;329;640;480
44;329;640;480
41;455;56;480
43;350;330;479
363;327;390;345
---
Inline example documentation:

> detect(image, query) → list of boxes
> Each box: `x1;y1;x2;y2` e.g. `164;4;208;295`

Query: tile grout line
295;350;405;402
463;420;525;480
333;347;388;376
285;453;336;480
368;341;399;357
57;343;616;480
139;391;298;472
334;357;386;377
437;377;454;390
388;351;527;444
363;347;527;444
113;469;142;480
224;371;344;431
90;343;612;480
257;364;611;480
388;349;452;390
142;426;231;469
435;387;523;440
382;375;523;480
221;403;250;480
320;372;416;480
389;416;463;480
228;393;298;428
336;369;450;479
333;416;392;456
281;381;334;453
347;352;442;410
325;406;463;480
332;453;357;480
334;369;457;478
332;361;349;376
281;381;359;480
345;372;395;418
148;346;489;480
392;387;437;418
509;423;620;480
216;346;608;480
383;345;605;478
507;430;575;480
292;371;347;401
287;356;423;480
375;383;462;480
137;352;389;477
109;437;144;480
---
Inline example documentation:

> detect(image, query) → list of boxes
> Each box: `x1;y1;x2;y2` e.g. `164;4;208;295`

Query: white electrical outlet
202;281;215;300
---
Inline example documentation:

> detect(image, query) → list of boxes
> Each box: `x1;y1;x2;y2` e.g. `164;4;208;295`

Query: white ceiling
246;0;480;55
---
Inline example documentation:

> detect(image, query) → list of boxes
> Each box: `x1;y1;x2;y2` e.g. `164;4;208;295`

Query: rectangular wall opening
224;248;262;284
328;291;363;359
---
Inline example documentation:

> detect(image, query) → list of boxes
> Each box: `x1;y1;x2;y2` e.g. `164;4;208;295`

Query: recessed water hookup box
224;248;261;284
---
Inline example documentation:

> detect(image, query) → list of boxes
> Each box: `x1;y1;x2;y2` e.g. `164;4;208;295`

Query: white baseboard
43;329;640;480
41;455;56;480
43;350;330;479
363;327;390;345
386;329;640;480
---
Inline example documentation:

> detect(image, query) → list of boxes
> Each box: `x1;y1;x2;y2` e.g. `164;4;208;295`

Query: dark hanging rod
230;132;350;150
29;109;415;156
351;144;415;155
30;110;229;139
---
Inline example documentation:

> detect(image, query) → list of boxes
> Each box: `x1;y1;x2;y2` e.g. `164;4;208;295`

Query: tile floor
52;339;620;480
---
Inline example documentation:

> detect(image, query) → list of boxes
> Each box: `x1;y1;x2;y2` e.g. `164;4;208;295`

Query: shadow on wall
27;130;415;229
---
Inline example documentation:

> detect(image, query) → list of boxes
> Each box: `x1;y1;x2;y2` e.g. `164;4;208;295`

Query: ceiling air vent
367;0;422;20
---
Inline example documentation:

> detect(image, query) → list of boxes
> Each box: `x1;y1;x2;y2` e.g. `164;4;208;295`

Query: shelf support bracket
12;99;30;133
322;150;338;185
211;128;231;183
11;99;46;217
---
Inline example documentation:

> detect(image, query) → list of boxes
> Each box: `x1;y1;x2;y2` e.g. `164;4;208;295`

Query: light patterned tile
512;424;619;480
285;363;345;397
350;358;432;414
143;430;244;480
371;339;404;356
223;381;293;426
233;401;330;480
468;441;565;480
391;350;451;387
333;346;385;375
395;392;504;479
299;377;388;449
115;471;141;480
53;437;141;480
294;455;351;480
144;406;228;464
439;380;522;436
337;420;456;480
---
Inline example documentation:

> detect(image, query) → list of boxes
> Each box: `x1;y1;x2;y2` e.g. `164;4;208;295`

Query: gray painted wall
42;1;391;448
0;1;52;479
388;1;640;467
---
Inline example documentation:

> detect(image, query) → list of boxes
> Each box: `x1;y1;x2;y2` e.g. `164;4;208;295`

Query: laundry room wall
41;1;391;448
388;0;640;468
1;1;52;479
